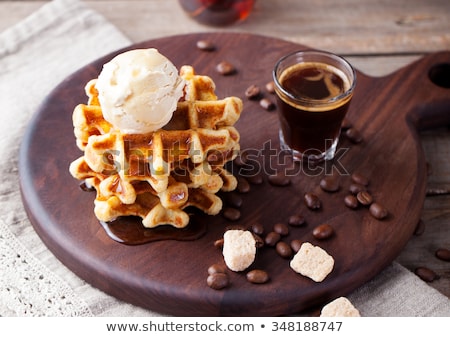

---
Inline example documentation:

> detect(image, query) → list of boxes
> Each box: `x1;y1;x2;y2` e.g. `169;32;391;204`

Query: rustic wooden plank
2;0;450;54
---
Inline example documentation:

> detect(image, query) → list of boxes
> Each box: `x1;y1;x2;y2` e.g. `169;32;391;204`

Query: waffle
70;65;242;228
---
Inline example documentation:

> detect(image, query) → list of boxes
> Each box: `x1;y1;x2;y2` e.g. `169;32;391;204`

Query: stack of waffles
69;65;242;228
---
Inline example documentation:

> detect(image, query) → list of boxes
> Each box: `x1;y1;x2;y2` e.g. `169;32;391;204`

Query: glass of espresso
273;50;356;163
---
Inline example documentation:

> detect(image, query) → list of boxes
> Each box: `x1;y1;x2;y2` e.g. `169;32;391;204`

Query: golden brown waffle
69;65;242;228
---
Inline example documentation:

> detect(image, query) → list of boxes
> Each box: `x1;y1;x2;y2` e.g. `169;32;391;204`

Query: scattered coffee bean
253;234;265;248
273;222;289;236
276;241;293;258
251;222;264;236
357;190;373;206
207;273;229;290
319;175;340;192
208;263;227;275
369;202;388;219
216;61;236;75
414;266;438;282
259;97;275;110
223;192;243;208
222;207;241;221
214;238;224;248
246;172;264;185
345;127;363;143
245;84;261;99
246;269;270;284
435;248;450;261
414;219;426;236
304;193;321;210
196;39;216;51
349;183;366;195
344;194;359;209
265;81;275;94
265;231;281;247
234;154;247;166
341;118;352;130
312;223;334;240
268;172;291;186
288;214;306;227
290;239;302;253
237;176;251;193
351;172;369;186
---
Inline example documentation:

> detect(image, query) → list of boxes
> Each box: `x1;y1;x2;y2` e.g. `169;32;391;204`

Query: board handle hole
428;63;450;88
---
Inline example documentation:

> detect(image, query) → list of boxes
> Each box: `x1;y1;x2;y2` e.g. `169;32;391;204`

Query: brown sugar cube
320;297;361;317
290;242;334;282
222;230;256;272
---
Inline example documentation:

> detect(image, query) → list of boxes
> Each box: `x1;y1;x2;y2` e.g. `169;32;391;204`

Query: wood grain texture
19;33;450;316
2;0;450;54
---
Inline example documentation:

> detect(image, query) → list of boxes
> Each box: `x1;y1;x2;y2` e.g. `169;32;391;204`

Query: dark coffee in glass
273;51;356;162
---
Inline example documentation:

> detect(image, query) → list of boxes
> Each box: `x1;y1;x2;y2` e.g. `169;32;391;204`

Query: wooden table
2;0;449;299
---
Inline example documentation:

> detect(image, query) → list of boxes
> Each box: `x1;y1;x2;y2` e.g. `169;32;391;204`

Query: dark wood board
19;33;450;316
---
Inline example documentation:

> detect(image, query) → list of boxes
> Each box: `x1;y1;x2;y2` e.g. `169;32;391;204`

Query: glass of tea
178;0;254;26
273;50;356;163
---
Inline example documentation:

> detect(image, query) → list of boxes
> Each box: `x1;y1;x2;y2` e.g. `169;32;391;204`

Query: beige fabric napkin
0;0;448;317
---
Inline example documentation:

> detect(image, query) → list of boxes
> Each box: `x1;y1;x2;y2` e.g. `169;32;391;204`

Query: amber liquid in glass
277;62;352;155
179;0;254;26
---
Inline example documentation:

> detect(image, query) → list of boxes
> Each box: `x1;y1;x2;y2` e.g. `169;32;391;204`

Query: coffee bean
312;223;334;240
357;191;373;206
344;194;359;209
265;231;281;247
351;172;369;186
234;154;247;166
288;214;306;227
273;223;289;236
207;273;229;290
214;238;224;248
259;97;275;110
216;61;236;75
319;175;340;192
268;172;291;186
276;241;293;258
208;263;227;275
251;222;264;236
253;234;265;248
349;183;366;195
246;172;264;185
245;84;261;100
196;39;216;51
265;81;275;94
290;239;302;253
304;193;321;210
224;192;243;208
414;219;426;236
369;202;388;219
345;127;363;143
246;269;270;284
414;267;438;282
222;207;241;221
341;118;352;130
435;248;450;261
237;176;251;193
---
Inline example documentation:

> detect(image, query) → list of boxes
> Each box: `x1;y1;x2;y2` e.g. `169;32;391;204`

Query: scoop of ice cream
95;48;185;134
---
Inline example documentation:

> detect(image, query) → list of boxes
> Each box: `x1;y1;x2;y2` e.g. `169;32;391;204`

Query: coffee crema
278;62;351;110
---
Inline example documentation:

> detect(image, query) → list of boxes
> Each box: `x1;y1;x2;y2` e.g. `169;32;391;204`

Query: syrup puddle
100;215;207;245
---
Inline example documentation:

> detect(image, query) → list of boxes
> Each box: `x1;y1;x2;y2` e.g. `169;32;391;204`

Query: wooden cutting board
19;33;450;316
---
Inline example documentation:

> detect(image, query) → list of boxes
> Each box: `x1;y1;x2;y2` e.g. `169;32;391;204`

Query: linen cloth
0;0;448;317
